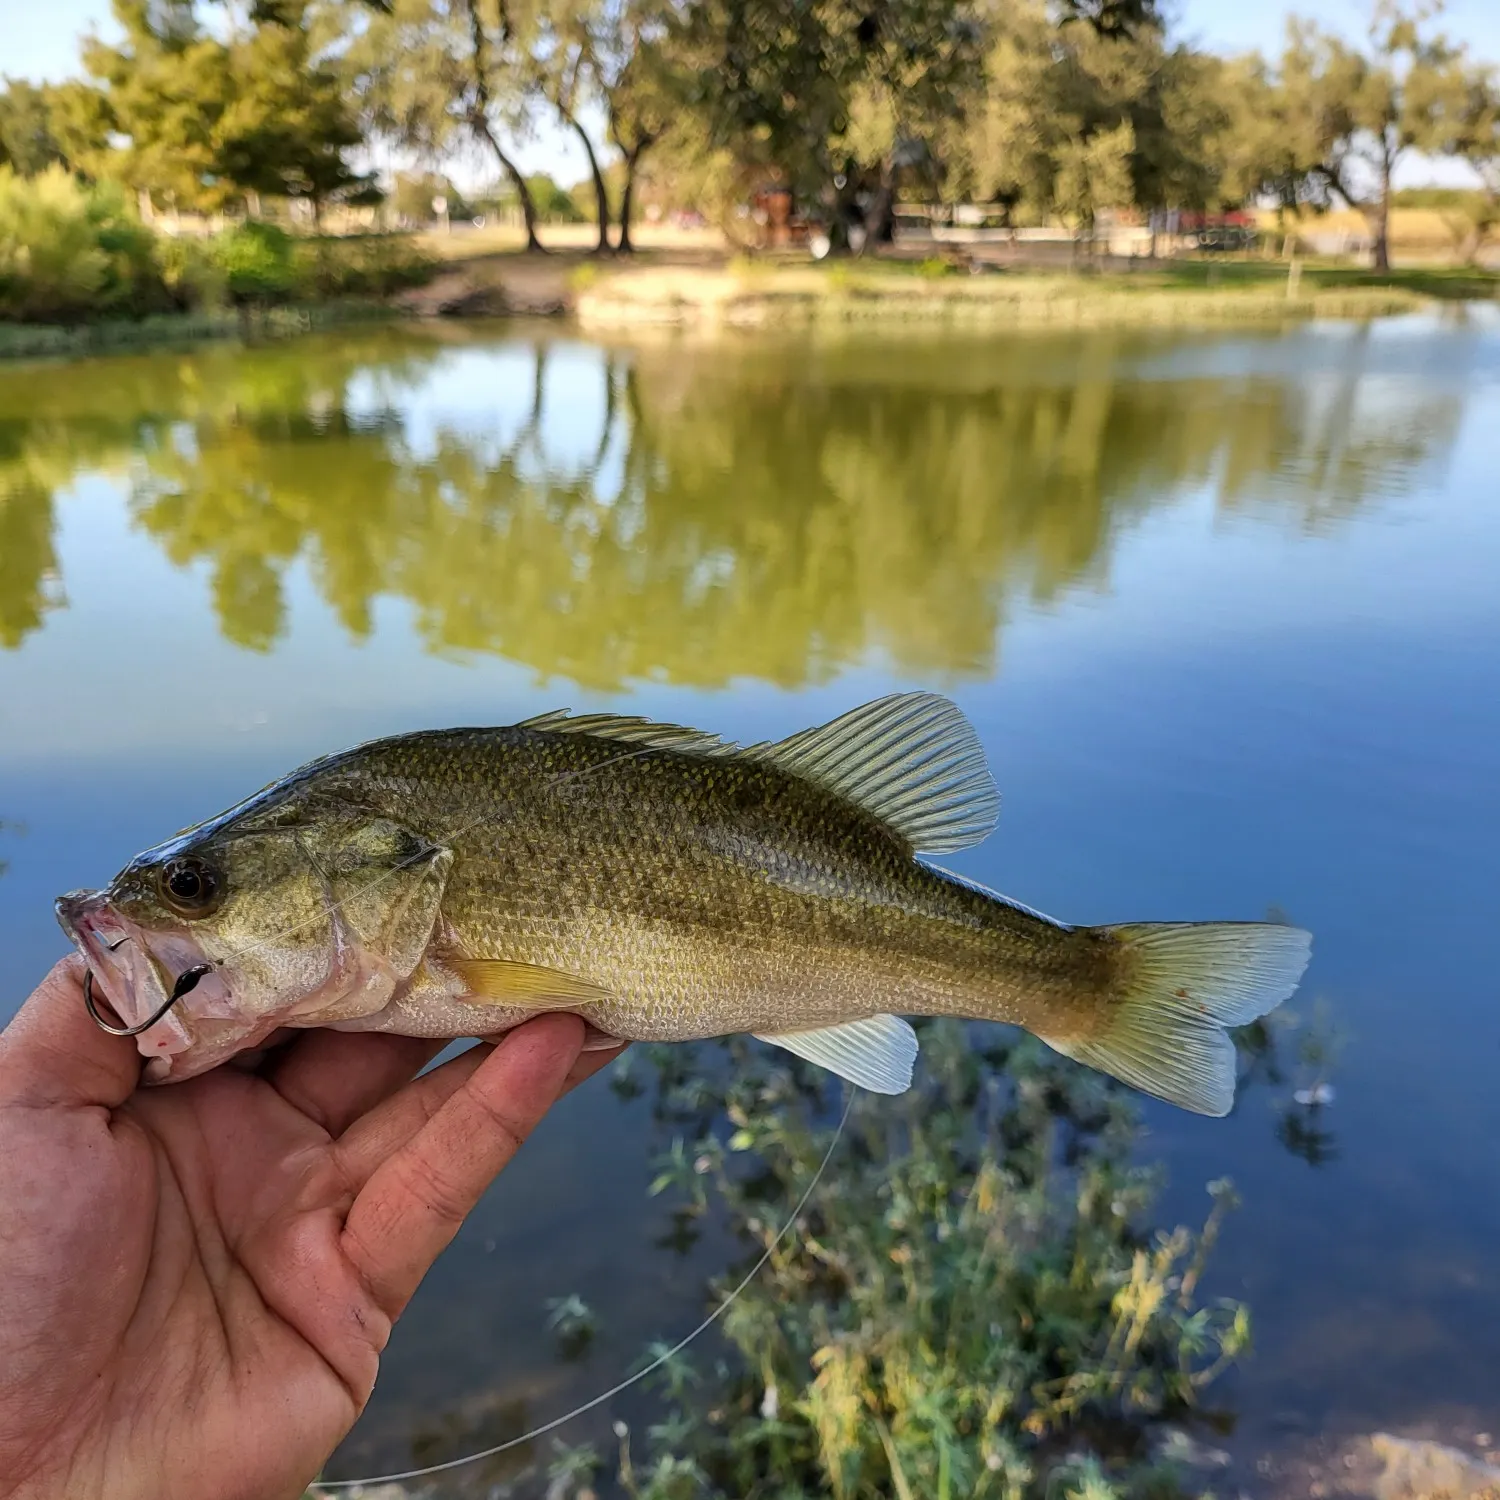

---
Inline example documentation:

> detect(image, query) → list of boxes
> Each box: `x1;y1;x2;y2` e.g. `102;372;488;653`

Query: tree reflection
0;324;1469;683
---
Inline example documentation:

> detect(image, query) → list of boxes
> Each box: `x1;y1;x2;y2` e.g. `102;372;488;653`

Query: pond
1;315;1497;1489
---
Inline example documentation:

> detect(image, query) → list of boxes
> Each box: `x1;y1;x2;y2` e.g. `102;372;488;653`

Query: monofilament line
310;1087;855;1491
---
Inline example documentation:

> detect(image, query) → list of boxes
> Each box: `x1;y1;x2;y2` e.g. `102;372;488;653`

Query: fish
55;693;1311;1115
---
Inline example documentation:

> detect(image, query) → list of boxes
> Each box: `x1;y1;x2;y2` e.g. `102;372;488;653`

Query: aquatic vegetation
596;1023;1251;1500
546;1296;601;1361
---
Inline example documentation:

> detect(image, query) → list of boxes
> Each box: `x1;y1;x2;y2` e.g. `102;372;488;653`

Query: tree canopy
1;0;1497;268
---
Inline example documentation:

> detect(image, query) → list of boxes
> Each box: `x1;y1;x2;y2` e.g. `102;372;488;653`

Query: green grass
0;300;401;362
1132;256;1500;302
574;256;1446;330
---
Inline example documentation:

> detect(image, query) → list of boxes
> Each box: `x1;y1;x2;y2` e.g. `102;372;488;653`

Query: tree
1452;66;1500;262
81;0;239;215
674;0;985;252
950;0;1229;238
599;1;679;252
391;168;465;221
529;0;614;251
80;0;370;218
1273;5;1472;271
216;1;373;221
346;0;547;250
39;81;116;180
0;80;63;176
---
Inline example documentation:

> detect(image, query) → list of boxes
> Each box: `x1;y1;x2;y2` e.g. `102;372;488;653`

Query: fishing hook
84;962;215;1038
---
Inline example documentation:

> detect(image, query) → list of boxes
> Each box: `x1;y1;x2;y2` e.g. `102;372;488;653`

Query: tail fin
1048;922;1312;1117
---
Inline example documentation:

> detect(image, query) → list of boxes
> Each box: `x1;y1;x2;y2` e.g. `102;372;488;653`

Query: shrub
607;1024;1254;1500
211;220;296;305
288;233;437;299
0;165;161;322
155;234;228;311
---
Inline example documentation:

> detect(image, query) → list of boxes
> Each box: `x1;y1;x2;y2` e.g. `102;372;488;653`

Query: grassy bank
573;259;1450;331
0;300;404;361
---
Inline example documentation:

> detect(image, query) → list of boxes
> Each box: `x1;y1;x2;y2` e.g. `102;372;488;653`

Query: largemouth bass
55;693;1310;1114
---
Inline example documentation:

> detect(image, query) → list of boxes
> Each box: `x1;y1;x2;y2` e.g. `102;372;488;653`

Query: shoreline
572;264;1430;329
3;253;1493;362
0;299;399;363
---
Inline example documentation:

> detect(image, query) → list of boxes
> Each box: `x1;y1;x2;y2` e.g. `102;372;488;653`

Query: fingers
263;1029;449;1137
335;1034;628;1186
560;1039;627;1094
340;1014;585;1317
333;1040;496;1183
0;954;144;1110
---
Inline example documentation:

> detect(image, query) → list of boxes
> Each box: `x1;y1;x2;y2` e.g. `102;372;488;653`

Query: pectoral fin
448;958;614;1010
754;1015;918;1094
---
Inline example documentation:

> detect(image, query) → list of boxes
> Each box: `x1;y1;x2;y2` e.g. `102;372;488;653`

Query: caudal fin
1048;921;1312;1117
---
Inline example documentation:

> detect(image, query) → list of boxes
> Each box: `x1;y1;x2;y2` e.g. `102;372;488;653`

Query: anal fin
754;1015;918;1095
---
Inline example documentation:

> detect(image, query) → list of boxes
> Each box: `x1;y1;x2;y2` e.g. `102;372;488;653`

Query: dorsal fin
518;693;999;855
517;709;733;757
744;692;999;854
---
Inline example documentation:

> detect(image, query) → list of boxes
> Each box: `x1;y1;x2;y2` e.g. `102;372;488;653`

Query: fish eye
158;857;223;918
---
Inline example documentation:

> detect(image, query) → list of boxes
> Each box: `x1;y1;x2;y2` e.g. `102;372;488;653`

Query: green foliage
0;157;434;327
81;0;369;215
612;1026;1252;1500
390;170;466;225
0;165;159;321
211;220;296;304
155;233;228;310
0;79;64;176
527;172;588;223
288;234;437;298
1244;7;1479;268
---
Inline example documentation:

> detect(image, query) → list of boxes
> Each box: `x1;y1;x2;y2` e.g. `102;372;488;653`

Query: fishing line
309;1086;854;1491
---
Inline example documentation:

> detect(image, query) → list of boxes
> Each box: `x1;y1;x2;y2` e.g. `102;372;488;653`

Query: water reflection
0;324;1469;685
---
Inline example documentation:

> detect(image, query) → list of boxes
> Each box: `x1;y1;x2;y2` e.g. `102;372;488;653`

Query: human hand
0;956;617;1500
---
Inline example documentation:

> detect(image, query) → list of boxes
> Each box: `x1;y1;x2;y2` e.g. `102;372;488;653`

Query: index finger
0;955;143;1109
339;1013;585;1317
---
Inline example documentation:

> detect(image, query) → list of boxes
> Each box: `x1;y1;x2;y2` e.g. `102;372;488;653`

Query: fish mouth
54;888;228;1075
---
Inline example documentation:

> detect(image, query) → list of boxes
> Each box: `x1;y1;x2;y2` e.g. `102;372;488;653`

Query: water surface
2;315;1497;1482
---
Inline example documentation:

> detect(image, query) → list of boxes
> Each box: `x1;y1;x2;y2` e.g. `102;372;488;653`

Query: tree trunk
565;114;612;253
463;0;544;252
1371;143;1392;273
861;157;897;250
476;119;544;252
617;144;648;254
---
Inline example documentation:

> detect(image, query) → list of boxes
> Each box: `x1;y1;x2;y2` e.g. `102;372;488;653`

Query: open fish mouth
54;888;236;1076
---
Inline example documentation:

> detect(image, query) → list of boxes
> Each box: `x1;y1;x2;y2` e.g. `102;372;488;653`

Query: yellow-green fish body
56;694;1311;1113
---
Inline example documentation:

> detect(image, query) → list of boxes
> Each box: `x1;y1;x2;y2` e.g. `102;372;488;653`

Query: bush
155;234;228;311
0;165;161;322
211;220;297;305
0;179;436;334
604;1025;1255;1500
288;233;437;299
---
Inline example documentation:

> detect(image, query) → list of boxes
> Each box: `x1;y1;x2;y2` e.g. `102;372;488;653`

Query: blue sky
5;0;1498;183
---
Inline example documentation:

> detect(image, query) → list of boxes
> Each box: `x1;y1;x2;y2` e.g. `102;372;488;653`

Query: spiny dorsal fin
519;693;999;855
744;692;999;854
517;709;733;757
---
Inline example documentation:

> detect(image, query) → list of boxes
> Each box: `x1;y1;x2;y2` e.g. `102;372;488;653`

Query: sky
3;0;1497;185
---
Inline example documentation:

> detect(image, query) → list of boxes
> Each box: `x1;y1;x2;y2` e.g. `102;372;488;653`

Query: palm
0;959;609;1500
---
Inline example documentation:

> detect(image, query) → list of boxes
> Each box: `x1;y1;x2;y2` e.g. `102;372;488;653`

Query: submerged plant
546;1294;600;1361
620;1022;1251;1500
